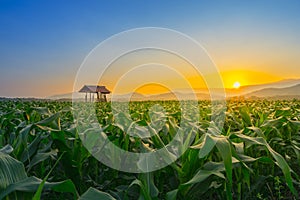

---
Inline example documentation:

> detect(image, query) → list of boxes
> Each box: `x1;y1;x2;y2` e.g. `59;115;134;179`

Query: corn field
0;99;300;199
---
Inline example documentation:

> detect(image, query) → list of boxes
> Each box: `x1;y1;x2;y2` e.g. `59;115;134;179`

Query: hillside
245;84;300;98
46;79;300;101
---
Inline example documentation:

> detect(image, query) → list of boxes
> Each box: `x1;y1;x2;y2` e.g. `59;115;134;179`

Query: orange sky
100;68;283;95
93;48;285;95
1;1;300;98
219;70;282;88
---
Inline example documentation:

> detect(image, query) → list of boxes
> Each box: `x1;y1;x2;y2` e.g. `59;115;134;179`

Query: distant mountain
111;92;198;101
146;92;210;101
245;83;300;98
0;97;48;101
110;92;212;101
179;79;300;97
46;79;300;101
47;92;83;100
110;92;145;101
237;79;300;94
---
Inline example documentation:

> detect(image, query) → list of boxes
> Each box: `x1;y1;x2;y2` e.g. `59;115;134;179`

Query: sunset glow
233;82;241;89
0;1;300;97
220;70;282;89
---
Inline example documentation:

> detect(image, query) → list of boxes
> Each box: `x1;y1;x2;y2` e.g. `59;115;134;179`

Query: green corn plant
0;99;300;199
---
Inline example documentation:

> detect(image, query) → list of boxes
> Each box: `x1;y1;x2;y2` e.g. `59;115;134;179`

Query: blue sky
1;0;300;97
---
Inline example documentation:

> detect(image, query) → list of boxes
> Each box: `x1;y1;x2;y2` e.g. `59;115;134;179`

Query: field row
0;100;300;199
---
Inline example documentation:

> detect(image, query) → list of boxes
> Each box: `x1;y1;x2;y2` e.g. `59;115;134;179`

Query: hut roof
79;85;110;94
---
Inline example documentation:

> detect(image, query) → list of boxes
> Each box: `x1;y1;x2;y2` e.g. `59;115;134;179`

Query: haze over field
47;79;300;101
0;1;300;98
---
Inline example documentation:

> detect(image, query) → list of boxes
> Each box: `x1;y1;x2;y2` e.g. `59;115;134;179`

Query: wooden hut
79;85;110;102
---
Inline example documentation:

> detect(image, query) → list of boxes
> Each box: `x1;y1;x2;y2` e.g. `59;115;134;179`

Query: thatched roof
79;85;110;94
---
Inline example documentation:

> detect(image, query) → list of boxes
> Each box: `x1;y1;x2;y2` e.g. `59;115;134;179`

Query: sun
233;81;241;89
